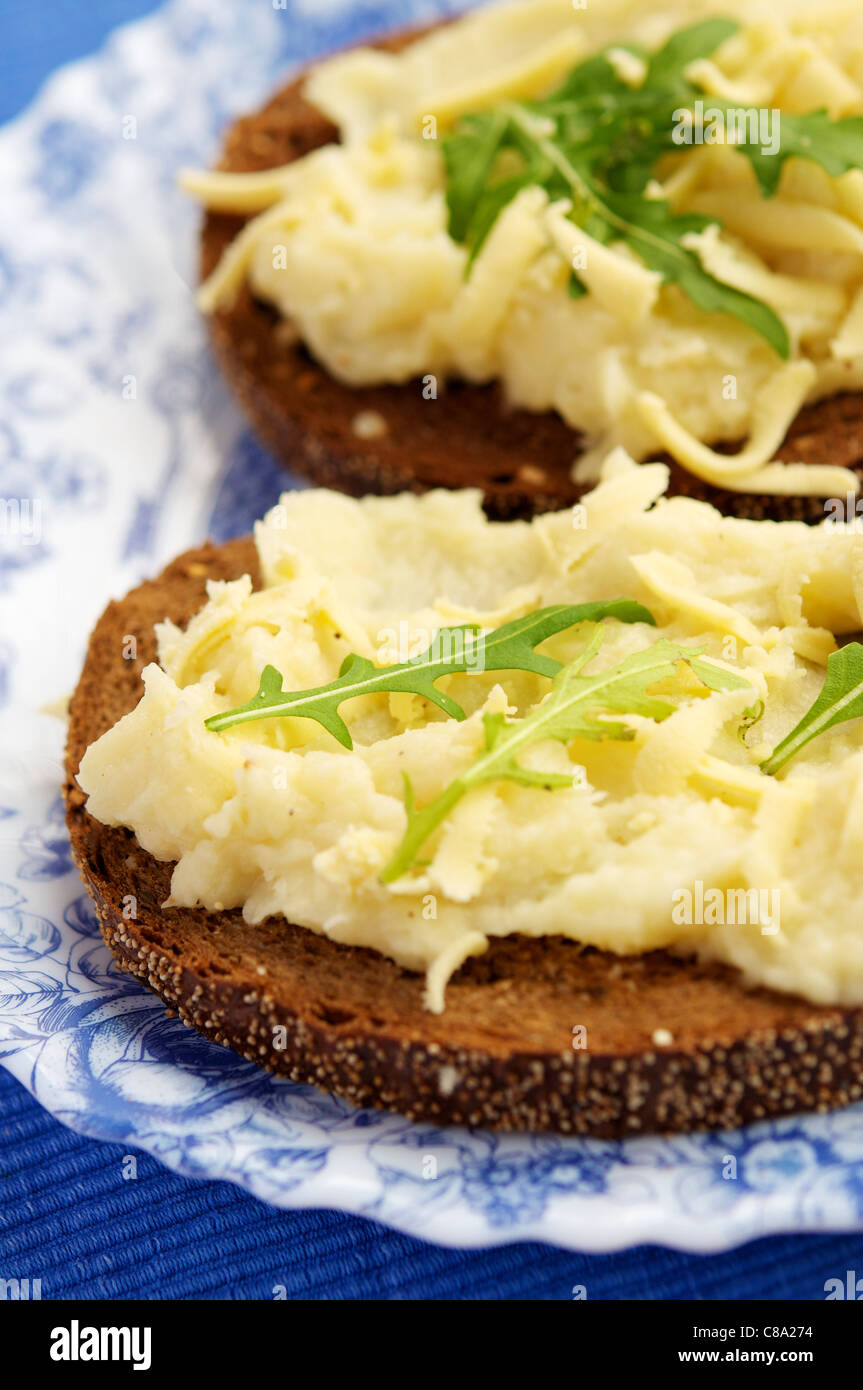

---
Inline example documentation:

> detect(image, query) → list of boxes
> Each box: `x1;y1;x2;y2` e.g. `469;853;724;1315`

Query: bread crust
199;28;863;523
64;538;863;1136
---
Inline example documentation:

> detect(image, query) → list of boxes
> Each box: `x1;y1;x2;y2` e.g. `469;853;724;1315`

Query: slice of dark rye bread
198;24;863;524
64;537;863;1137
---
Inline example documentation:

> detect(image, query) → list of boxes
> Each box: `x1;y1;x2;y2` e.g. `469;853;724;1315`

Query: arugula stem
381;779;469;883
502;103;605;220
443;20;863;355
760;642;863;775
503;101;717;272
382;637;752;881
205;666;443;734
205;601;654;742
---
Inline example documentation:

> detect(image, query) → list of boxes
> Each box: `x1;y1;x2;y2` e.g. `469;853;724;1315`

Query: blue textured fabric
4;1065;863;1301
3;0;863;1301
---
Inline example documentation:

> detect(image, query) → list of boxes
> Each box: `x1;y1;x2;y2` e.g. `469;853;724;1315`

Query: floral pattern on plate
1;0;862;1251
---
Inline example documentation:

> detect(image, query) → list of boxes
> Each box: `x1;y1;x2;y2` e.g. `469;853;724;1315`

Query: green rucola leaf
475;599;655;676
733;110;863;197
546;18;735;107
204;599;655;747
440;17;863;358
381;634;751;882
442;109;512;243
463;168;545;265
568;269;588;299
545;45;645;104
761;642;863;775
607;195;791;359
465;102;792;358
642;18;739;93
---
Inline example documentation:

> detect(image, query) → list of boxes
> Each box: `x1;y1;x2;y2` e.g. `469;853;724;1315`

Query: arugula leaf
643;17;739;94
574;23;738;191
442;110;511;243
440;16;863;357
506;110;790;357
547;46;645;104
761;642;863;775
463;168;543;265
568;269;588;299
547;19;734;107
381;634;751;882
607;194;791;357
204;599;655;747
440;27;724;263
735;110;863;196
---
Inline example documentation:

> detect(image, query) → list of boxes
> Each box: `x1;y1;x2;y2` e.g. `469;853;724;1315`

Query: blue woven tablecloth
6;1064;863;1300
2;0;863;1300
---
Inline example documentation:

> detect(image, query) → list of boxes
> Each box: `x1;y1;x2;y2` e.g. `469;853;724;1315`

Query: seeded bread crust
64;539;863;1135
199;27;863;523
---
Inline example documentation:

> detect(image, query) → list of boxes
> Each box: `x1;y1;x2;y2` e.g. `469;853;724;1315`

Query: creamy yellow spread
181;0;863;497
79;457;863;1010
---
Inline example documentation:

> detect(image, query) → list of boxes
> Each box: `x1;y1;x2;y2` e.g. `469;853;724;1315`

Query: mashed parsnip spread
79;455;863;1010
182;0;863;497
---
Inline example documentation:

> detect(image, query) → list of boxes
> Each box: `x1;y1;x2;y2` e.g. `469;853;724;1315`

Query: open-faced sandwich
66;462;863;1135
182;0;863;519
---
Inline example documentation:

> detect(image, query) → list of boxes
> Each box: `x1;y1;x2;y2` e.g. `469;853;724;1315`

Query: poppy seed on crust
63;536;863;1137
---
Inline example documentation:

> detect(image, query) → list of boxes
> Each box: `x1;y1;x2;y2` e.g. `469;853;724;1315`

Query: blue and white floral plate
2;0;863;1253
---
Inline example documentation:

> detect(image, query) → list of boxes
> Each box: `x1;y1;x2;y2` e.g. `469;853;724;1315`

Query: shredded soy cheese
78;464;863;1011
179;0;863;498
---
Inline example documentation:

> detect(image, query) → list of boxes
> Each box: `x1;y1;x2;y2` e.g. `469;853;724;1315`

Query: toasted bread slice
199;27;863;523
64;538;863;1136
